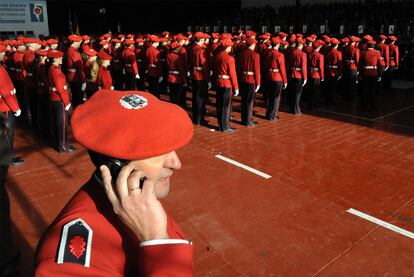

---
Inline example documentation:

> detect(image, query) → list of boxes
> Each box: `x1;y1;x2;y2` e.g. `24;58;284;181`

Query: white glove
111;86;114;90
321;79;325;82
283;83;288;90
11;88;16;95
145;70;148;74
14;109;21;117
302;80;307;87
377;77;382;82
234;89;239;96
255;85;261;93
186;71;190;77
210;70;213;76
158;76;163;83
81;83;86;91
65;103;71;111
384;67;389;71
207;82;212;90
135;74;140;79
337;75;342;81
395;67;399;70
122;69;126;75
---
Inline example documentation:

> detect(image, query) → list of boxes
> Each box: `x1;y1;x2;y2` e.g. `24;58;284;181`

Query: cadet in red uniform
0;45;24;166
83;48;99;99
35;89;194;276
34;49;50;134
288;37;307;114
99;40;111;55
145;35;163;98
213;39;239;132
13;41;27;121
96;52;113;90
188;32;210;125
342;36;360;100
166;42;187;107
111;39;123;90
134;38;146;91
325;38;343;105
66;35;86;109
48;50;75;153
236;38;260;126
385;35;399;89
359;40;382;111
376;34;390;91
81;36;91;53
264;37;287;120
307;39;325;109
122;39;139;90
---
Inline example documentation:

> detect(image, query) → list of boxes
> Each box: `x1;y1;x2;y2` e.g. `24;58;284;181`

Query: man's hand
234;89;239;96
14;109;21;117
81;83;86;91
283;83;288;89
65;103;71;111
100;165;169;242
255;85;261;93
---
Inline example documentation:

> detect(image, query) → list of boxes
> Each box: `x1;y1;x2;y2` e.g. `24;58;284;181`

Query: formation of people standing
0;30;400;160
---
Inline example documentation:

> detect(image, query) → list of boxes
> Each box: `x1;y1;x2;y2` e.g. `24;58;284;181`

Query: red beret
211;33;220;39
389;35;397;41
220;39;233;47
14;40;24;46
148;35;160;43
124;39;135;45
99;40;109;45
296;38;305;45
203;33;211;39
112;39;121;43
245;30;256;37
47;39;58;45
341;37;349;44
348;36;358;42
118;34;125;39
322;35;330;42
221;33;232;40
260;34;270;40
47;50;64;58
194;32;205;40
71;90;193;160
97;52;112;60
103;34;111;39
68;35;82;42
271;37;281;45
84;48;97;57
366;40;376;46
25;38;39;44
296;34;303;38
35;49;48;56
161;31;169;37
364;35;373;41
379;34;387;40
306;36;315;43
17;35;26;41
313;39;325;48
82;35;91;40
278;32;288;38
330;38;340;45
127;34;134;39
159;37;168;43
170;42;180;49
245;38;257;45
135;38;144;44
0;45;6;53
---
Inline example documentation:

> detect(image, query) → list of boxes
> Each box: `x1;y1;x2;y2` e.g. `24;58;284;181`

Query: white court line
347;208;414;239
215;154;272;179
372;104;414;121
317;109;374;121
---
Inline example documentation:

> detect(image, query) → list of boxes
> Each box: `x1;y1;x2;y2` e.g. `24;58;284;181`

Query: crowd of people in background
0;29;399;166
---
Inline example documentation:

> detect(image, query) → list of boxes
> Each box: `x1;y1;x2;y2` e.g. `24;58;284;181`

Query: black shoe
10;157;24;166
223;128;235;133
67;146;76;153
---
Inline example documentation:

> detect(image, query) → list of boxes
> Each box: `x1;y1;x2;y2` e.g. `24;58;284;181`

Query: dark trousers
326;76;338;105
216;86;231;131
51;101;68;152
168;82;186;107
147;76;160;98
308;78;321;109
361;76;378;111
86;88;98;99
124;72;136;91
191;79;207;124
27;87;37;129
14;80;27;122
240;82;255;125
384;67;395;89
265;80;283;119
112;69;123;90
69;82;83;109
288;78;304;114
343;70;357;100
0;111;15;159
136;67;146;91
37;94;50;133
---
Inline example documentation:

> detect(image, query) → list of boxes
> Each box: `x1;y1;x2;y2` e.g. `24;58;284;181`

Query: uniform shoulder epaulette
57;218;93;267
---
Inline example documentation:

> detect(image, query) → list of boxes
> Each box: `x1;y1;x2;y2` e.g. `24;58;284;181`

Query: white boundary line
317;109;374;121
372;104;414;121
215;154;272;179
347;208;414;239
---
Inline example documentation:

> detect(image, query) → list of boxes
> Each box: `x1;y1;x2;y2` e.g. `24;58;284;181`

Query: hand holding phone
100;164;169;242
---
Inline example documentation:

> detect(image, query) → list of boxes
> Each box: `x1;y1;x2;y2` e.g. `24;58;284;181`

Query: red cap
330;38;340;45
161;31;169;37
124;39;135;45
0;45;6;53
220;39;233;47
245;38;257;45
306;36;315;43
24;38;39;44
379;34;387;40
366;40;376;46
278;32;288;38
389;35;397;41
97;52;112;60
340;37;349;44
103;34;111;39
313;39;325;48
84;48;97;57
175;34;188;41
159;37;168;43
260;33;270;40
71;90;193;160
135;38;144;44
47;50;64;58
35;49;48;56
99;40;109;45
127;34;134;39
14;40;24;46
203;33;211;39
220;33;232;39
171;42;180;49
289;34;296;43
118;34;125;39
364;35;373;41
211;33;220;39
148;35;160;43
68;35;82;42
296;34;303;38
296;37;305;45
112;39;121;43
349;36;358;42
194;32;205;40
82;35;91;40
281;40;289;46
271;37;281;45
322;35;330;43
246;30;256;37
47;39;58;45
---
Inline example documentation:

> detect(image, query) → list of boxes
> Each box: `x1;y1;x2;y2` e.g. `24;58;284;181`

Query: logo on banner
261;26;268;33
213;26;219;32
358;25;364;34
320;25;325;34
231;26;236;33
223;26;228;33
340;25;344;34
274;26;281;33
388;25;395;34
30;3;44;22
205;26;210;33
302;25;307;34
289;26;294;33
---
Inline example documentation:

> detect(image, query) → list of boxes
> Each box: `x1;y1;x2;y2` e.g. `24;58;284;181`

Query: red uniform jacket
145;46;162;77
326;48;343;77
213;50;239;90
83;60;97;91
264;49;287;84
342;45;360;72
5;51;16;80
134;47;145;73
35;62;48;96
303;45;314;56
308;50;324;80
66;46;86;83
12;50;26;81
289;48;307;80
166;52;187;84
112;47;123;71
48;64;70;106
188;45;209;81
236;48;261;85
359;49;382;77
96;66;113;90
376;42;390;68
23;49;36;87
388;44;399;67
0;64;19;113
35;178;194;276
122;48;139;75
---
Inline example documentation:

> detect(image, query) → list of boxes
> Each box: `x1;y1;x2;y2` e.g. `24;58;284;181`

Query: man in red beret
35;89;194;276
236;37;260;126
213;39;239;132
342;36;360;101
325;38;343;105
67;35;86;109
307;40;325;109
385;36;399;88
287;37;307;114
145;35;163;98
123;39;139;90
166;42;187;107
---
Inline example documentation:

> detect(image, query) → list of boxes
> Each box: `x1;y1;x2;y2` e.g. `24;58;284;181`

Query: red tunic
0;64;19;113
236;48;261;85
96;66;113;90
83;60;97;91
145;46;162;77
48;64;70;105
213;50;239;90
342;45;360;72
166;52;187;84
35;178;194;276
112;47;123;71
122;48;139;75
289;48;307;80
188;45;209;81
12;50;26;81
23;49;36;87
359;49;382;77
66;46;86;83
35;62;49;96
308;50;325;80
265;49;287;83
326;48;343;77
388;44;399;67
376;42;390;68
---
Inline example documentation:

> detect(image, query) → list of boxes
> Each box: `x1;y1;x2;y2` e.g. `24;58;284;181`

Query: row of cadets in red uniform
213;38;239;132
66;35;86;109
166;42;188;107
0;44;24;166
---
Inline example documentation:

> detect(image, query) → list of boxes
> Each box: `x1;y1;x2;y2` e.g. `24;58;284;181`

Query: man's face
129;151;181;198
0;52;5;62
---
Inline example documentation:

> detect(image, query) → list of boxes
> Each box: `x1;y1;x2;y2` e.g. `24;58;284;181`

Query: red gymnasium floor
7;83;414;276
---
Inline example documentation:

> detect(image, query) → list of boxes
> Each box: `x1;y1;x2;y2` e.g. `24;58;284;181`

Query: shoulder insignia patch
57;218;93;267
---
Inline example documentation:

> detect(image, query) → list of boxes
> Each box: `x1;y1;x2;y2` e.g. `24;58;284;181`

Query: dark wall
47;0;241;35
